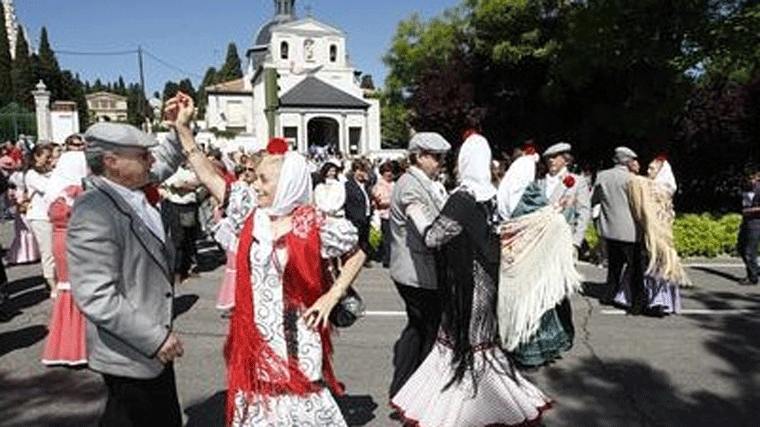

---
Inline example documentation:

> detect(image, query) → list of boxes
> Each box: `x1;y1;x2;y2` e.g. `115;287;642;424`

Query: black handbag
329;286;364;327
324;257;364;327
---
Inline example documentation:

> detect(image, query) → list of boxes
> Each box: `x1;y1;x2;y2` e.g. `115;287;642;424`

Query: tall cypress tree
0;9;13;107
218;42;242;82
11;26;34;109
36;27;62;100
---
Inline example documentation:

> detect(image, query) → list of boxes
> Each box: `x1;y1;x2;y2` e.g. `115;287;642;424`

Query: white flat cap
84;122;158;149
543;142;572;158
409;132;451;153
613;146;638;164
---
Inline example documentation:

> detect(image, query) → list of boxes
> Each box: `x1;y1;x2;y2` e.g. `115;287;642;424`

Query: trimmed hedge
586;213;746;258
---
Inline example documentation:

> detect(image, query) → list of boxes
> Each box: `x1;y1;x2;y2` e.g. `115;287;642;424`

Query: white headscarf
43;150;88;209
457;134;496;202
253;151;313;257
654;160;677;196
497;152;539;219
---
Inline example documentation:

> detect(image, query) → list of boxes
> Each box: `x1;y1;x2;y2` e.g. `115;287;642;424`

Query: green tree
162;80;180;101
92;78;104;92
196;66;218;120
218;42;243;82
0;9;12;107
178;78;196;100
126;83;148;127
11;25;33;108
36;27;63;100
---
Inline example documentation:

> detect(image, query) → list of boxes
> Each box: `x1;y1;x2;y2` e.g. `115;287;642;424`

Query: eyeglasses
242;167;256;172
114;148;152;161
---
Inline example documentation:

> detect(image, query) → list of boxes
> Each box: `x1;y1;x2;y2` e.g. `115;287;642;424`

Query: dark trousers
738;219;760;283
100;365;182;427
389;282;441;398
605;239;645;309
380;218;391;268
162;200;199;276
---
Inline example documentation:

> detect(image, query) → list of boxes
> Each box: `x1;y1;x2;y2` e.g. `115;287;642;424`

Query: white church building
205;0;381;157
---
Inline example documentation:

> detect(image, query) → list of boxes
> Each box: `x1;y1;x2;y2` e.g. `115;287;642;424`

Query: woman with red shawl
165;93;366;426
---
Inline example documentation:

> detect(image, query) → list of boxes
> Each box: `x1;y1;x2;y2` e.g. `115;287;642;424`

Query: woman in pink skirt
41;137;89;366
4;170;40;265
214;153;260;313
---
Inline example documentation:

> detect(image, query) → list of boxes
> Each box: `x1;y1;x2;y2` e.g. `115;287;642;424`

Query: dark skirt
512;303;573;368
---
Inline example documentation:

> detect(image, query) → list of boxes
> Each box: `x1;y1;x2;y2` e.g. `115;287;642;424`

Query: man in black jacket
344;159;373;257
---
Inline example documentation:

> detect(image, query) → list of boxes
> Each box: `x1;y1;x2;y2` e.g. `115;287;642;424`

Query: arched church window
281;41;289;59
329;44;337;62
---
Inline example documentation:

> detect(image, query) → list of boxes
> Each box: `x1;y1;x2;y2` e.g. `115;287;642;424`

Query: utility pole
137;45;146;130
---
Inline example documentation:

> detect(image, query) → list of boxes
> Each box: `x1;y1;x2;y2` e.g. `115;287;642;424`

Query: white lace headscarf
457;133;496;202
253;151;313;257
497;152;539;220
653;159;677;196
43;150;88;209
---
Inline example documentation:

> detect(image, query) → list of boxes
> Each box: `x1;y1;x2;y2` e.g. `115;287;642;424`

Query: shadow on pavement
174;294;200;318
580;281;607;301
540;292;760;426
0;324;47;357
185;390;225;427
0;275;48;322
183;390;378;426
690;266;743;283
0;368;103;427
335;394;379;426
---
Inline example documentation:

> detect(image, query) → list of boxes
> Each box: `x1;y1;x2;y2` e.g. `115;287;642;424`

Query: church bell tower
274;0;295;21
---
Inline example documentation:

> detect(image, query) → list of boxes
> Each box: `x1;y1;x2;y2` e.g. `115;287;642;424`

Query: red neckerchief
224;205;343;424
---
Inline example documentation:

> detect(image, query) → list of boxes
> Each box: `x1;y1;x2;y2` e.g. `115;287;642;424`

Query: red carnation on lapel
563;175;576;188
267;138;289;154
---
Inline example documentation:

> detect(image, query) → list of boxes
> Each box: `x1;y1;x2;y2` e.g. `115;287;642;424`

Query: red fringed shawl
224;205;343;425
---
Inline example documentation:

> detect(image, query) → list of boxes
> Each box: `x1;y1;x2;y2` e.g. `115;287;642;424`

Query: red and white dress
226;205;357;427
41;185;87;366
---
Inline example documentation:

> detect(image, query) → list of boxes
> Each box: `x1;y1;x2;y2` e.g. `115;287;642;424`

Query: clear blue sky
15;0;457;98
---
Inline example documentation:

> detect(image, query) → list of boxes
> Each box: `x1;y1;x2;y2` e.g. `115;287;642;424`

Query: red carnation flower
267;138;289;155
563;175;576;188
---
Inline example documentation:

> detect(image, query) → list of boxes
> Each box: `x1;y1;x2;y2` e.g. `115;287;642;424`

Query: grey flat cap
543;142;571;158
408;132;451;153
613;146;638;164
84;122;158;149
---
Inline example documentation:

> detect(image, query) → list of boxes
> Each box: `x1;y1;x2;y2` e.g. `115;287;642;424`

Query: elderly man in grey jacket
592;146;644;312
388;132;450;398
68;123;186;426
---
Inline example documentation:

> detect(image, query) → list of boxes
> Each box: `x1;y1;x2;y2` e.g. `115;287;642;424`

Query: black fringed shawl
426;189;500;388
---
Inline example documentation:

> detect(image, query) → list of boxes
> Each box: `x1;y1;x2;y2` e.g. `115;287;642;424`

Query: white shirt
162;166;199;204
103;178;165;242
25;169;51;220
545;167;568;200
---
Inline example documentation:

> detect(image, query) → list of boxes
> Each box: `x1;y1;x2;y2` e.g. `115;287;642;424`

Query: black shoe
643;306;667;317
739;277;758;286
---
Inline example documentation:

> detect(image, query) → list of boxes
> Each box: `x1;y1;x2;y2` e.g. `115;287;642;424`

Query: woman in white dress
165;92;367;426
25;143;56;296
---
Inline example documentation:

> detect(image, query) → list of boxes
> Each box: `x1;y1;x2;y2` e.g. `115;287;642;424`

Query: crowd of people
2;89;753;427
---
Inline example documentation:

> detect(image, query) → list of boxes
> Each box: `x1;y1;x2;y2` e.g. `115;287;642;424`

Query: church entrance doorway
307;117;340;156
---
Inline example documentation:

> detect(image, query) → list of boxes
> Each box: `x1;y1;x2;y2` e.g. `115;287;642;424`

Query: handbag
329;286;364;327
325;257;365;327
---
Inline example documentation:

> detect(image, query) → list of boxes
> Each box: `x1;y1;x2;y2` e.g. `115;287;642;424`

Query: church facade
205;0;381;156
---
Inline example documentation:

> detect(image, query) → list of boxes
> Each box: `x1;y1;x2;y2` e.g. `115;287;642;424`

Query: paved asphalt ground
1;238;759;427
